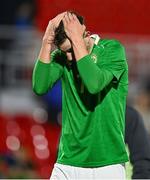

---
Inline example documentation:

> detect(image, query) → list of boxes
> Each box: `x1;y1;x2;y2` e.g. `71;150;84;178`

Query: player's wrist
72;36;88;61
38;46;51;63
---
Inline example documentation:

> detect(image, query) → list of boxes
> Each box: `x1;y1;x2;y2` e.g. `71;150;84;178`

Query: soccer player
32;11;129;179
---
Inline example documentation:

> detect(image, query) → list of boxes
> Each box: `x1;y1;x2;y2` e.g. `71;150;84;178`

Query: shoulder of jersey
99;39;123;48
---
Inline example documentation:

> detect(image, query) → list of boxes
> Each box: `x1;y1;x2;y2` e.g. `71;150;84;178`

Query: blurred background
0;0;150;178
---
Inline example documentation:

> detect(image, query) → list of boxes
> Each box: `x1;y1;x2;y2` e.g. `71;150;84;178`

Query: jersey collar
90;34;100;45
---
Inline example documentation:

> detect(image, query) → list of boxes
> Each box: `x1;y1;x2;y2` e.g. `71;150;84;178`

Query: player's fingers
54;18;63;28
72;14;77;20
68;12;74;21
57;12;67;18
50;12;67;29
72;14;79;23
62;16;67;28
64;14;70;24
55;12;66;24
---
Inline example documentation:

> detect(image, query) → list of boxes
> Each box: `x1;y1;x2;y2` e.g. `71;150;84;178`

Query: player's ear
83;29;90;38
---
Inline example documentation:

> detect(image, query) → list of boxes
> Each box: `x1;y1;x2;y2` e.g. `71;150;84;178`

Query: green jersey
32;37;129;167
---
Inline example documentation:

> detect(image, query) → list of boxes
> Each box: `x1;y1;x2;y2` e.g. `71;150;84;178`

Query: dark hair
54;11;84;47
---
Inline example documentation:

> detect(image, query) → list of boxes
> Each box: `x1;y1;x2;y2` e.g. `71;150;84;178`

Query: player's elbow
87;84;101;94
32;84;47;95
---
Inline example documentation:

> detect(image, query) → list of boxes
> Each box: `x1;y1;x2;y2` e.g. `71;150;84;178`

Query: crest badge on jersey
91;54;97;63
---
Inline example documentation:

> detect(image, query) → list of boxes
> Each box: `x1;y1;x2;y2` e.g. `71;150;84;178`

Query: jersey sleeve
101;40;127;81
32;49;65;95
77;40;127;94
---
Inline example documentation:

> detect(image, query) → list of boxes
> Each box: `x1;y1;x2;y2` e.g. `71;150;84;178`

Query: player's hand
63;13;85;42
43;12;66;44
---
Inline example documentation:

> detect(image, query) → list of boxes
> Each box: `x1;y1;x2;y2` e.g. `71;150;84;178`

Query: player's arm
63;13;126;94
32;13;66;95
77;41;127;94
32;50;65;95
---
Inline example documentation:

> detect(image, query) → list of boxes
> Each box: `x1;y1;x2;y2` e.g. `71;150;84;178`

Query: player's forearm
72;37;88;61
38;40;52;63
77;56;114;94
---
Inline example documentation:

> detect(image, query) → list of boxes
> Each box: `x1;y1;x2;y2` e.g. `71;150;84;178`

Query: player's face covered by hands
59;13;88;53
